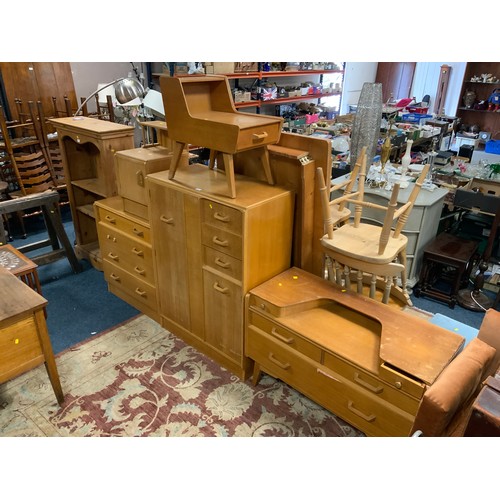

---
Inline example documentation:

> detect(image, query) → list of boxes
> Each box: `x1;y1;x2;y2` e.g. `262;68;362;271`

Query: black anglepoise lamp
73;76;145;119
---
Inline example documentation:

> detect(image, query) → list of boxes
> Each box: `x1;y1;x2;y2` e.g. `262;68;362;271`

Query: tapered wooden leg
221;153;236;198
259;147;275;185
208;149;217;169
168;141;186;180
252;363;262;386
34;309;64;404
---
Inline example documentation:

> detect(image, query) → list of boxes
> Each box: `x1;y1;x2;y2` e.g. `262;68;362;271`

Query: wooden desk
0;267;63;404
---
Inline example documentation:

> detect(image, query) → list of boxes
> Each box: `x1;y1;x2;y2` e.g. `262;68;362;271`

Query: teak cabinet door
149;182;191;330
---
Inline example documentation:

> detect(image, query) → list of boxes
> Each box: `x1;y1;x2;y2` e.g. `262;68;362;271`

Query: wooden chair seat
317;151;430;306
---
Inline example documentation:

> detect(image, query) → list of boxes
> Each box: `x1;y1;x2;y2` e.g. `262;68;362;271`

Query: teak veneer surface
0;267;46;321
249;267;464;385
49;116;135;138
147;162;291;206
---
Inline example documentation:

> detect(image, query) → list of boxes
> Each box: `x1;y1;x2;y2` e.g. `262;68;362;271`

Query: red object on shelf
395;98;414;108
406;106;429;114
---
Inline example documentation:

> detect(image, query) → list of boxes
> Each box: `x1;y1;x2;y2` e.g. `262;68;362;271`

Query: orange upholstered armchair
410;308;500;437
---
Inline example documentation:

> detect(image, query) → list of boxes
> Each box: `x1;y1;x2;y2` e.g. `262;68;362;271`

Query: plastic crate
406;106;429;114
485;139;500;154
401;113;432;124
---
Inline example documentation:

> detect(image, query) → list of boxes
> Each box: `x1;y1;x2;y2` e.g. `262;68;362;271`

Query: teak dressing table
245;267;465;436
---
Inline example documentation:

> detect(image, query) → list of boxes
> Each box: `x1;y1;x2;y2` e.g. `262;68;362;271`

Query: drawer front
98;223;154;283
378;363;426;399
248;310;322;362
247;328;414;436
313;365;415;437
323;352;419;415
201;199;242;233
0;316;43;377
202;224;242;259
103;260;157;309
203;246;242;280
236;123;281;151
96;206;151;243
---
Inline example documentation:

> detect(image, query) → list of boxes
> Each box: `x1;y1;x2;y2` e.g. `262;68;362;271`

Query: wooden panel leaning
159;75;283;198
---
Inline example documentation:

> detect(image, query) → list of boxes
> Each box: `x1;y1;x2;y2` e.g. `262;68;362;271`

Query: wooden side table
0;244;42;296
414;232;479;309
0;267;63;404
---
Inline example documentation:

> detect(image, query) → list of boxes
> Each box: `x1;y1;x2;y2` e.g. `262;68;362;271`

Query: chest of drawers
94;196;159;322
147;164;294;378
245;267;465;436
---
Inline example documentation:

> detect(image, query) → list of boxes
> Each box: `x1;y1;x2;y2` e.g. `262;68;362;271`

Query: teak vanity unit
245;267;465;437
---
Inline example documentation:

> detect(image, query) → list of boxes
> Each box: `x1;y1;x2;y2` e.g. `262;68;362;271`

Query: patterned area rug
0;314;363;437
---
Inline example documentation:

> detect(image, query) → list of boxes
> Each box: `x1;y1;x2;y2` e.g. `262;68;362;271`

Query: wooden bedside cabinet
94;196;159;322
0;267;64;404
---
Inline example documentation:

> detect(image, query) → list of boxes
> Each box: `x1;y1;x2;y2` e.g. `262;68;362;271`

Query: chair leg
168;141;186;180
208;150;217;170
221;153;236;199
258;147;275;185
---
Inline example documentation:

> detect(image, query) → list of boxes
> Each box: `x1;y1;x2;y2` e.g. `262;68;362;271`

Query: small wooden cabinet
245;267;465;436
49;117;135;268
455;62;500;138
94;196;159;322
147;164;294;378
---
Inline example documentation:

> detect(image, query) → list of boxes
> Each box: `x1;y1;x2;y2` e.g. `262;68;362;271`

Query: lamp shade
142;89;165;116
114;78;145;104
97;83;118;105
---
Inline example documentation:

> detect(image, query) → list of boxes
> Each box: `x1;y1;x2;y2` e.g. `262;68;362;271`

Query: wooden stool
414;232;479;309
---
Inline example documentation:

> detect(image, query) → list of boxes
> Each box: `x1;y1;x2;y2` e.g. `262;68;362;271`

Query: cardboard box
212;62;235;74
234;62;258;73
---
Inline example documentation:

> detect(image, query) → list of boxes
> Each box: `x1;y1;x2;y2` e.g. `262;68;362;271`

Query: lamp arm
73;77;124;117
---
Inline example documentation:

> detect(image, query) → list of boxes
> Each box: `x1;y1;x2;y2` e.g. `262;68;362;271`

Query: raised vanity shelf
245;267;465;436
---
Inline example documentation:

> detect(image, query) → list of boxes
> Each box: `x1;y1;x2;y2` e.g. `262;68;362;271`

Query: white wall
341;62;379;114
70;62;146;112
410;62;466;116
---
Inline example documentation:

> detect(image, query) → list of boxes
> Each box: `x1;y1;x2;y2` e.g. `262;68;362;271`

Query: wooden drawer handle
135;288;146;297
269;327;294;345
132;227;144;238
105;215;116;224
134;266;145;275
132;247;144;256
214;212;230;223
106;234;117;242
108;252;119;261
160;215;174;224
317;368;341;383
354;372;383;394
268;352;290;370
214;257;230;269
212;236;229;247
253;132;268;140
213;282;229;294
347;401;376;422
109;273;120;282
